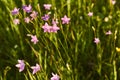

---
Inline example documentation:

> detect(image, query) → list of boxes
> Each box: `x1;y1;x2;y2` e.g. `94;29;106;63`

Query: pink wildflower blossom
15;60;25;72
30;11;38;20
24;17;30;23
31;35;39;44
111;0;116;5
22;5;32;13
61;15;70;24
31;64;40;74
88;12;93;17
94;38;100;44
22;5;27;10
41;14;50;21
13;19;20;25
11;7;19;15
106;30;112;35
42;23;52;33
51;73;60;80
43;4;52;10
51;24;60;33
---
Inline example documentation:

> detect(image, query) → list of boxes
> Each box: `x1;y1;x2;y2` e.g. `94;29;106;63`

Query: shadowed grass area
1;0;120;80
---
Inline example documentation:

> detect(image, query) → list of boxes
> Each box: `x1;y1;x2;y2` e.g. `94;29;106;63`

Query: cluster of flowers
12;4;70;80
41;4;60;33
16;60;60;80
11;4;70;30
11;4;38;24
41;14;70;33
11;4;70;44
41;4;70;33
15;60;40;74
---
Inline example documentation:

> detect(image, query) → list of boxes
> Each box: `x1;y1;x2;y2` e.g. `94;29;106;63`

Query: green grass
0;0;120;80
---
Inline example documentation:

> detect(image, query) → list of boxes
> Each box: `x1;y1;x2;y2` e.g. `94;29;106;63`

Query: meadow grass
0;0;120;80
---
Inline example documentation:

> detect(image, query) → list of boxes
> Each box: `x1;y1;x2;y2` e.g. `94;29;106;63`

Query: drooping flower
106;30;112;35
43;4;52;10
13;19;20;25
31;64;40;74
15;60;25;72
11;7;19;15
31;35;39;44
61;15;70;24
24;17;30;23
51;24;60;33
94;38;100;44
30;11;38;20
88;12;93;17
42;23;52;33
41;14;50;21
51;73;60;80
22;5;32;13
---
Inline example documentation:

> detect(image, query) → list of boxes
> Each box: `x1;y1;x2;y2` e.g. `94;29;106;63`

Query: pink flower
52;18;59;25
106;30;112;35
23;5;32;13
13;19;20;25
94;38;100;44
41;14;50;21
51;24;60;33
15;60;25;72
31;35;39;44
42;23;52;33
111;0;116;5
30;11;38;20
51;73;60;80
88;12;93;17
31;64;40;74
42;23;60;33
61;15;70;24
11;7;19;15
43;4;52;10
22;5;27;10
24;17;30;23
